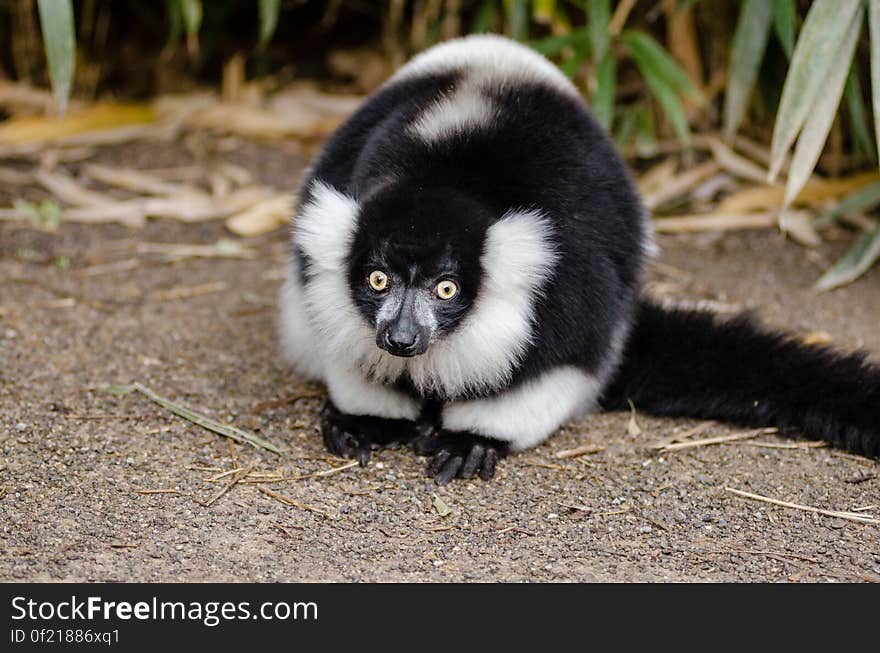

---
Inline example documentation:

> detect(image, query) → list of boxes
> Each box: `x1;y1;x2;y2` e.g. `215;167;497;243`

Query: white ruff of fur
288;181;392;377
404;209;559;397
324;358;420;420
441;366;601;450
278;263;325;380
287;181;558;403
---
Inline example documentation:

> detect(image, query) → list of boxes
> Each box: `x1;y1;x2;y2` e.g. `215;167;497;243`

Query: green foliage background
4;0;880;286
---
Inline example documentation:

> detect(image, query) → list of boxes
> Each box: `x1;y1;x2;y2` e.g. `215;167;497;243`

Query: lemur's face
349;187;489;357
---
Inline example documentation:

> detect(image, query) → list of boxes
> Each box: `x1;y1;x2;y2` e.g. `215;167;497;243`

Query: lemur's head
294;178;557;392
348;185;491;357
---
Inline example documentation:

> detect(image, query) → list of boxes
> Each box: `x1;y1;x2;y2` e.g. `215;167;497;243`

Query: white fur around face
441;365;601;450
404;209;559;396
278;259;325;381
294;181;360;271
391;33;577;97
283;181;374;379
283;181;560;412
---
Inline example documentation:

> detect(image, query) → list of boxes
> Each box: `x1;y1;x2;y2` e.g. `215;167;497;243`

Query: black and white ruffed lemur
279;34;880;484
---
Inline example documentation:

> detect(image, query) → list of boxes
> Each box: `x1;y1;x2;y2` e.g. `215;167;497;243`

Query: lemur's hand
413;430;509;485
320;399;421;466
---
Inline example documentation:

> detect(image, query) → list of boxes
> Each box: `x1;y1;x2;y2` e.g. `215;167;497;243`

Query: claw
480;448;498;480
429;450;452;475
461;444;484;479
435;455;464;485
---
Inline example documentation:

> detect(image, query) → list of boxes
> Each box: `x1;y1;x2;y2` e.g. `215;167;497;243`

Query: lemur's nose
384;330;419;356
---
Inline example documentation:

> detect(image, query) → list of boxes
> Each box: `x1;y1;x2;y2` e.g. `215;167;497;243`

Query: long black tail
601;299;880;457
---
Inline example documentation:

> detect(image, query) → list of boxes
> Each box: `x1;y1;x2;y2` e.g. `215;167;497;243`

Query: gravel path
1;141;878;582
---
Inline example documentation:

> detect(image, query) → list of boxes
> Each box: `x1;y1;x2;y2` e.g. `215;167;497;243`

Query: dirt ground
1;139;879;583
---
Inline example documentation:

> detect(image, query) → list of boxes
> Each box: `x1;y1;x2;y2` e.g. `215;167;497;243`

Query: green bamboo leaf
844;61;875;157
503;0;529;40
621;30;704;104
723;0;773;140
533;0;557;23
614;103;638;150
769;0;862;182
630;59;690;145
559;38;590;78
592;50;616;131
587;0;611;62
771;0;797;59
634;102;658;155
625;30;693;145
784;7;862;207
529;27;590;57
164;0;183;49
815;228;880;292
36;0;76;115
258;0;281;50
472;0;500;33
815;180;880;228
181;0;202;55
870;0;880;163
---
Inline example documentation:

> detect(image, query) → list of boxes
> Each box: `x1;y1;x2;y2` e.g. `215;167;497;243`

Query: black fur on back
603;300;880;458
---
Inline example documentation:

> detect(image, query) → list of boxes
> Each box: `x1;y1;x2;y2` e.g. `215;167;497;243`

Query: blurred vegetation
2;0;880;287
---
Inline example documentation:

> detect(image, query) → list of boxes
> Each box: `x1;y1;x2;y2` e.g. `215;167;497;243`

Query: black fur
602;300;880;458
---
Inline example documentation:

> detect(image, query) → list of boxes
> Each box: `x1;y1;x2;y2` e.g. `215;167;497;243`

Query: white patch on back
397;34;579;144
410;80;495;142
641;206;660;259
391;33;577;97
441;366;601;450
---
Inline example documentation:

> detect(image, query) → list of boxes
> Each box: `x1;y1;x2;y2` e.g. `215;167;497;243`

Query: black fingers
479;447;498;481
435;456;464;485
320;400;509;483
421;432;508;484
460;444;485;479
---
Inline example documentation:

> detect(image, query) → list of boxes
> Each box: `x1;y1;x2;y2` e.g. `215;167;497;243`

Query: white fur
278;261;325;380
399;35;578;144
404;208;559;396
324;357;420;421
294;181;360;271
391;34;577;97
641;206;660;259
441;366;601;450
410;80;496;142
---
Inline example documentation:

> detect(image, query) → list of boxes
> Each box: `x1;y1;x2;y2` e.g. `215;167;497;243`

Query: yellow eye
435;279;458;300
368;270;389;291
